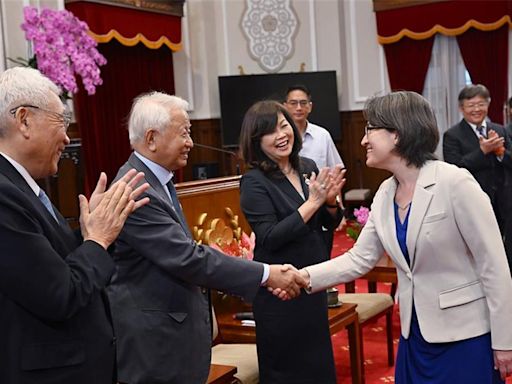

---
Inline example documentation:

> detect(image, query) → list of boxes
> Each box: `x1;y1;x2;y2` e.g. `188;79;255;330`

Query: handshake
265;264;311;300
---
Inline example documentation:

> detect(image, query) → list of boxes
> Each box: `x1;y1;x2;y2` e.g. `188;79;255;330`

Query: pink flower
354;206;370;226
21;6;106;95
346;206;370;241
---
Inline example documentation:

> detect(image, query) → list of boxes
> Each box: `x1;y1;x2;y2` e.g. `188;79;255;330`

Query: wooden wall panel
183;118;241;181
336;111;391;196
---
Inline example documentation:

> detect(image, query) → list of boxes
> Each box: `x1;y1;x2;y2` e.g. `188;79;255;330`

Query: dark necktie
38;189;58;222
166;181;191;237
477;126;487;138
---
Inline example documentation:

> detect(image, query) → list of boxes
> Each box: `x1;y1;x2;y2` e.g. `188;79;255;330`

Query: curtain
383;36;435;93
423;35;469;159
73;40;175;194
456;25;509;124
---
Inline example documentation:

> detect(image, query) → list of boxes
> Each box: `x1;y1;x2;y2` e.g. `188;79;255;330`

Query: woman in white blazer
300;92;512;383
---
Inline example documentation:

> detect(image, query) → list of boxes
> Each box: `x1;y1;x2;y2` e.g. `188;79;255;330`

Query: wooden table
206;364;237;384
215;302;364;384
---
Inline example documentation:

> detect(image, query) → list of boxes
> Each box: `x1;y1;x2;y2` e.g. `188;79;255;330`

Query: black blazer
239;157;342;383
240;157;343;268
107;153;265;384
443;119;512;201
0;155;116;384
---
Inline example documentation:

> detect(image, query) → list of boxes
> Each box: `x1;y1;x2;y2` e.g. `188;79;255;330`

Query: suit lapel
378;179;411;273
271;172;306;205
460;119;480;147
126;153;181;222
406;162;436;267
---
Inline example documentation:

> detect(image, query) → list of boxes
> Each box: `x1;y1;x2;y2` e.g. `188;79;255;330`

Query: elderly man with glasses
0;66;149;383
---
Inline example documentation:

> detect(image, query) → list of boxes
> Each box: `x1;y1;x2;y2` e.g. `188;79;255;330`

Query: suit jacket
0;155;116;384
305;161;512;349
107;153;264;384
239;157;342;383
240;157;343;268
443;119;512;202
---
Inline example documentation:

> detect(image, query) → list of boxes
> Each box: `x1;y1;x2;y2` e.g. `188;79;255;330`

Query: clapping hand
480;130;505;155
266;264;308;300
307;168;331;207
325;166;346;207
79;169;150;249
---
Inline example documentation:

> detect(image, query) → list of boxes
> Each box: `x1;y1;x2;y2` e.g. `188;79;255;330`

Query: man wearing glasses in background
283;84;345;254
283;84;344;170
443;84;512;275
0;66;149;383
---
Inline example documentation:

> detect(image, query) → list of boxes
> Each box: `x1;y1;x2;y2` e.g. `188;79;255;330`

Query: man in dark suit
108;91;306;384
0;67;148;383
443;84;512;273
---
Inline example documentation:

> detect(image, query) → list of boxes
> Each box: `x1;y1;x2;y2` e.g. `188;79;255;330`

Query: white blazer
306;160;512;349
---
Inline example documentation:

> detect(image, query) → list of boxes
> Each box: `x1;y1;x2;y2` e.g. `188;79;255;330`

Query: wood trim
336;111;391;198
65;0;185;17
373;0;448;12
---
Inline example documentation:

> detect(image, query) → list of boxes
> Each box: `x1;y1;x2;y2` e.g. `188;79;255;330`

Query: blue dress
393;202;503;384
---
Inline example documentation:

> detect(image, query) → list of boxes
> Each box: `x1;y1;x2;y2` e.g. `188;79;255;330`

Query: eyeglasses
364;122;394;136
462;102;488;111
9;104;72;131
285;99;311;108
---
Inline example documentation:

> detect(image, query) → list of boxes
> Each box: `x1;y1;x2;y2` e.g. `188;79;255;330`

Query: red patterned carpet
330;230;512;384
332;279;399;383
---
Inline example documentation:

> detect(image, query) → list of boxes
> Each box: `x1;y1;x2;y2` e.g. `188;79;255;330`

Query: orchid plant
346;206;370;241
14;6;107;96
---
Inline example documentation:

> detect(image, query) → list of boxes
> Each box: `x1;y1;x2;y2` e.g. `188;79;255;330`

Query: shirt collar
134;151;174;186
466;119;487;130
303;121;317;138
0;152;40;196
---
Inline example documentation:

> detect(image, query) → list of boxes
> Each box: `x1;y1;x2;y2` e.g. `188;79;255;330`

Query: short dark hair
458;84;490;105
239;100;302;175
285;84;311;102
363;91;439;167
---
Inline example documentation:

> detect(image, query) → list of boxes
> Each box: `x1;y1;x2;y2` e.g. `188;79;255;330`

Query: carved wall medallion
241;0;298;73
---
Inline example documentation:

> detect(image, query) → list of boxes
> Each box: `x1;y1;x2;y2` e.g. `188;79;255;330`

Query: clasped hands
308;165;346;208
480;130;505;157
265;264;309;300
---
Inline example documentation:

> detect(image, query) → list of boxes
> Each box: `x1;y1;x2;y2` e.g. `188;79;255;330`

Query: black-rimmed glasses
9;104;72;131
364;122;394;136
286;99;311;108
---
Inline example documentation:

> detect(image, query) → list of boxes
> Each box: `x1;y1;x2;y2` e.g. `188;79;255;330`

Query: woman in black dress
239;100;345;383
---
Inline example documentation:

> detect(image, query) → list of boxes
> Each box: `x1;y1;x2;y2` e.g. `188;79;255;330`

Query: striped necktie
166;181;191;238
38;189;58;222
477;126;487;138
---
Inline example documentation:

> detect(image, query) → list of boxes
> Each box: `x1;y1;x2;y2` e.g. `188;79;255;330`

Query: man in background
443;84;512;274
0;66;148;383
108;91;306;384
284;84;344;169
284;84;345;248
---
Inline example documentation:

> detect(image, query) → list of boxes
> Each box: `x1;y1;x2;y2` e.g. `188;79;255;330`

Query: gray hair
364;91;438;167
128;91;189;145
458;84;490;105
0;67;61;136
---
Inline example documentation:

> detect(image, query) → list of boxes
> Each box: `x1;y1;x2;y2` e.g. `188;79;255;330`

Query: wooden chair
338;293;395;367
210;307;259;384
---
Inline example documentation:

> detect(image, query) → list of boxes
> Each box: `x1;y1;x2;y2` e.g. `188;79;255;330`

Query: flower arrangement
15;6;107;96
210;231;255;260
192;208;255;260
346;206;370;241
